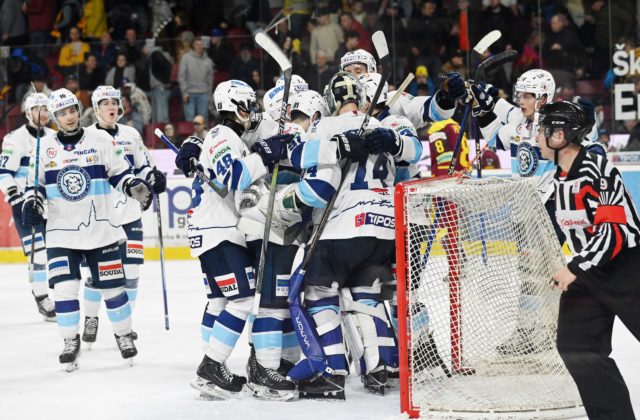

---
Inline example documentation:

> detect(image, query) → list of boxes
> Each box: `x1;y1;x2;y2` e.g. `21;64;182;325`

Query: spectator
120;78;152;125
146;44;173;123
334;31;360;63
597;128;613;151
307;50;337;93
105;53;136;88
339;12;372;53
22;0;56;47
58;26;91;74
289;38;310;80
229;44;260;86
310;8;344;64
516;32;542;73
192;115;208;138
52;0;83;43
284;0;311;39
208;28;234;73
178;37;214;123
120;28;144;75
441;49;467;79
1;0;28;46
93;32;117;72
7;48;48;103
78;0;107;41
543;13;587;80
163;123;182;147
150;0;173;37
481;149;501;169
64;74;90;109
622;119;640;151
78;53;105;91
350;1;366;25
250;69;265;94
408;0;449;77
176;30;194;63
120;94;144;135
374;2;409;84
21;74;52;112
409;65;436;96
480;0;514;54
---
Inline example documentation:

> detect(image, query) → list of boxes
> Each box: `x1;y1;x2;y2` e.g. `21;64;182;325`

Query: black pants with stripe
557;247;640;420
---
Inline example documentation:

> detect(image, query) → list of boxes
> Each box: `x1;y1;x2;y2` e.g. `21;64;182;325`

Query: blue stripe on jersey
230;160;253;191
308;304;339;316
276;169;301;185
252;316;282;333
395;167;410;183
351;292;380;301
253;332;282;349
216;311;246;334
356;298;378;307
109;169;132;188
410;136;423;164
0;170;16;177
282;331;299;348
134;164;151;176
44;164;108;185
428;96;443;122
211;323;241;347
15;167;28;179
302;139;321;169
56;299;80;313
45;179;111;199
84;287;102;303
56;310;80;327
25;185;47;197
125;154;135;166
297;179;330;208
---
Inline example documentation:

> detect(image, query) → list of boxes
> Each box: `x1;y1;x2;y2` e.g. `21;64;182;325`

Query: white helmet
358;73;388;107
276;74;309;93
91;85;123;124
340;49;377;74
513;69;555;105
290;90;329;121
47;88;81;132
24;93;50;126
324;71;366;116
213;80;257;127
265;75;309;120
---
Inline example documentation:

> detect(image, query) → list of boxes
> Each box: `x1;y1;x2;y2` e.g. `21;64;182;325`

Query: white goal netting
395;177;583;419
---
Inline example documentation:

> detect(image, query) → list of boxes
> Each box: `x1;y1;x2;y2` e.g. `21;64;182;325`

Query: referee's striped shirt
554;147;640;276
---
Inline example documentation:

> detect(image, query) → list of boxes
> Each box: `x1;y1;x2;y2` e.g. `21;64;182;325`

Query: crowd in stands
0;0;639;151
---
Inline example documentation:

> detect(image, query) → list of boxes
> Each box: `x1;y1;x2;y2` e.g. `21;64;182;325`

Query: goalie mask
538;101;589;151
513;69;555;111
290;90;329;121
340;49;377;74
214;80;258;130
358;72;388;107
47;88;82;134
24;93;50;126
91;85;124;125
324;71;366;116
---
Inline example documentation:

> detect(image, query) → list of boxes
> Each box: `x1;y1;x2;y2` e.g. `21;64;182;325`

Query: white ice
1;260;639;420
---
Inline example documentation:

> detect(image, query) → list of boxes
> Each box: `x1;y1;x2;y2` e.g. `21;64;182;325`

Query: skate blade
190;377;240;400
298;390;345;401
84;343;93;351
44;316;57;322
64;361;79;372
247;383;295;401
127;358;134;367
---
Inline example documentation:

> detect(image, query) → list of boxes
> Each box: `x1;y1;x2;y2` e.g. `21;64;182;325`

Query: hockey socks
83;284;102;318
103;287;132;337
200;297;225;350
205;297;252;363
54;280;81;339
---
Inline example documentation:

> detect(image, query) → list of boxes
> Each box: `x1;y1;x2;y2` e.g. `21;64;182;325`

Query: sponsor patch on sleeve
214;273;239;297
98;260;124;281
48;256;71;277
245;267;255;290
126;240;144;259
275;275;289;297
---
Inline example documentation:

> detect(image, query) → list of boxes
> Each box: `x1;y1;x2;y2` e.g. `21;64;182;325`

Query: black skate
115;333;137;365
59;334;80;372
278;358;295;377
298;374;345;400
246;346;295;401
130;330;138;340
386;369;400;388
496;327;552;357
82;316;99;348
191;355;245;399
363;367;387;395
33;292;56;322
413;332;452;378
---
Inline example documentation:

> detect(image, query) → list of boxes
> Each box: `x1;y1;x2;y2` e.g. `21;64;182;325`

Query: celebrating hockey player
21;88;154;371
80;86;166;346
0;93;56;321
537;101;640;420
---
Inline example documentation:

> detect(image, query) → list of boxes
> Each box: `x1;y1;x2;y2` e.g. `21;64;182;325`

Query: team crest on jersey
98;260;124;281
516;142;539;177
57;165;91;201
214;273;239;297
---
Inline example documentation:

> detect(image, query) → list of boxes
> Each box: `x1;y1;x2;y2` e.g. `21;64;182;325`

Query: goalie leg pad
281;316;301;366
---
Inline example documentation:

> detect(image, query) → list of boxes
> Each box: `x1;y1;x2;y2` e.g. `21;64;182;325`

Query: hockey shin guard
54;280;81;339
102;287;132;337
206;297;252;363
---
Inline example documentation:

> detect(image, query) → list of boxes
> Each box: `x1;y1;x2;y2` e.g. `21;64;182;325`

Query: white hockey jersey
27;129;135;249
188;124;267;257
303;111;396;241
387;92;454;129
84;123;152;225
0;125;56;194
242;112;279;149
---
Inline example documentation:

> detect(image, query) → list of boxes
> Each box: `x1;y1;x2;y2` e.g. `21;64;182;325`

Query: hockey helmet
47;88;82;132
264;75;309;121
538;101;589;148
213;80;257;127
290;90;329;121
91;85;124;124
358;72;388;106
340;49;377;74
24;93;50;126
324;71;366;116
513;69;555;106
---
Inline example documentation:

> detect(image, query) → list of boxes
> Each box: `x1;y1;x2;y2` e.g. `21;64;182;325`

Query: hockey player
538;101;640;420
174;80;291;399
80;86;166;346
340;49;377;76
21;88;154;371
262;74;309;122
426;118;469;176
0;93;56;321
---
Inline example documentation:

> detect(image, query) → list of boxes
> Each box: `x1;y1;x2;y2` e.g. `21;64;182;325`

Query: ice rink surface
2;260;639;420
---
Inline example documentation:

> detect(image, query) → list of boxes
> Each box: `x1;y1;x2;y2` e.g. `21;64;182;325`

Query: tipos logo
355;212;395;229
98;260;124;281
56;165;91;201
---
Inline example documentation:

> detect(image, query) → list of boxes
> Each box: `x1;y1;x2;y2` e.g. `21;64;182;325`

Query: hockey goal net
394;176;583;418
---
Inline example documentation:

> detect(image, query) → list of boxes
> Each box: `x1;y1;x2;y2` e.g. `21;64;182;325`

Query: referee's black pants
557;247;640;420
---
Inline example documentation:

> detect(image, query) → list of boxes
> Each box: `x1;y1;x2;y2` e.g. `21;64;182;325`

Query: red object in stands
175;121;195;137
576;80;603;97
144;123;165;148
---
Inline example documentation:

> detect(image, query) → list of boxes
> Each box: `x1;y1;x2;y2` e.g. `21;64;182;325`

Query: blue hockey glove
364;127;402;155
124;177;154;211
175;136;203;176
470;82;499;118
7;186;24;222
332;130;369;161
146;168;167;194
251;133;294;166
437;72;467;107
22;195;44;227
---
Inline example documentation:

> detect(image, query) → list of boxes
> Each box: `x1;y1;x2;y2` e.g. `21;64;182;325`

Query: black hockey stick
29;89;44;281
252;30;293;316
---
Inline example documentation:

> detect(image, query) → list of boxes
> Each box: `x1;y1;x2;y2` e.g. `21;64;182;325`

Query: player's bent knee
54;279;81;301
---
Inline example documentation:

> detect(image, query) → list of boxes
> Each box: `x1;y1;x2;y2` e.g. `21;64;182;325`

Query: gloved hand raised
175;136;203;177
124;178;155;211
250;133;294;166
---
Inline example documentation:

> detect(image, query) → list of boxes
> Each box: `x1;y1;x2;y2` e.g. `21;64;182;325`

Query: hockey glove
436;72;467;108
573;96;596;130
22;195;44;227
364;127;402;155
7;186;24;221
251;133;294;166
470;82;499;118
175;136;203;177
123;178;154;211
332;130;369;161
146;168;167;194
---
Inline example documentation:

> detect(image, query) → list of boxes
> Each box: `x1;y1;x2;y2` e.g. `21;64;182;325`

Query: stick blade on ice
473;30;502;54
254;31;292;72
371;31;389;59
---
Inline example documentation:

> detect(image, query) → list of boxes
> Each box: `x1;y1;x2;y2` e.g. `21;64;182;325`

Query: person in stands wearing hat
409;65;436;96
208;28;234;74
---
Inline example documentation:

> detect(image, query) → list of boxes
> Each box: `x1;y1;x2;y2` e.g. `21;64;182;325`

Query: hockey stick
376;72;415;121
153;128;228;198
252;30;293;316
137;141;170;330
29;89;43;277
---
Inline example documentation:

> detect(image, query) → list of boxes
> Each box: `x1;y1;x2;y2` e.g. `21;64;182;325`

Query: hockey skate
190;355;245;400
413;331;452;378
33;292;56;321
114;333;137;365
82;316;98;349
496;326;553;357
59;334;80;372
362;366;387;395
298;374;345;401
246;346;295;401
278;358;295;377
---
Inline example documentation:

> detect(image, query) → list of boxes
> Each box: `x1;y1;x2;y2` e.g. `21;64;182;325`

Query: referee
537;101;640;420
